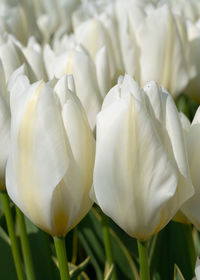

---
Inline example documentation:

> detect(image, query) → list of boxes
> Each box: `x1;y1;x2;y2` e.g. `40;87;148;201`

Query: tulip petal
49;86;94;236
181;108;200;230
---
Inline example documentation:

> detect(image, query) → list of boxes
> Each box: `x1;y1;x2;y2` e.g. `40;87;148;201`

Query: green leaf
104;264;113;280
174;264;185;280
27;227;58;280
150;221;196;280
53;258;90;280
93;207;140;280
70;257;90;279
0;226;10;245
0;227;18;280
78;230;103;280
175;94;199;121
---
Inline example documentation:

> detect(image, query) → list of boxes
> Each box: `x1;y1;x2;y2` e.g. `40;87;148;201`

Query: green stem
101;212;117;280
0;191;25;280
137;240;150;280
16;207;36;280
54;236;70;280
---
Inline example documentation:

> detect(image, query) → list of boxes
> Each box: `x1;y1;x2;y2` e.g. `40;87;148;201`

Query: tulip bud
92;75;194;241
6;74;95;237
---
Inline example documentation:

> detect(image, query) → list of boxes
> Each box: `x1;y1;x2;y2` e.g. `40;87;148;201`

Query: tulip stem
0;191;25;280
101;212;117;280
16;207;36;280
54;236;70;280
137;240;150;280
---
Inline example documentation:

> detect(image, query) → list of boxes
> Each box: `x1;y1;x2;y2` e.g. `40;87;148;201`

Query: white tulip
20;37;47;80
0;33;37;82
43;44;102;129
0;0;39;44
74;12;123;80
92;75;194;241
36;0;80;43
159;0;200;22
0;63;29;191
178;109;200;231
6;74;95;237
136;5;195;97
115;2;196;97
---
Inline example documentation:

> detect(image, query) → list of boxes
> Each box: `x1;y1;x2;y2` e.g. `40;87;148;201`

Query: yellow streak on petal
17;81;48;229
65;52;73;75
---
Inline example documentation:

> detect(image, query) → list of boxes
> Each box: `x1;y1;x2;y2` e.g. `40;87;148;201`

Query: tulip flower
178;109;200;231
115;2;196;97
0;63;28;190
74;14;122;81
20;37;47;80
43;44;102;129
159;0;200;22
0;33;37;82
92;75;194;241
36;0;80;43
6;73;95;237
0;0;39;44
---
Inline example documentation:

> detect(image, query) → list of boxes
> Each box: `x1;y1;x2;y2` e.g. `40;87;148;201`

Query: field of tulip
1;0;200;279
